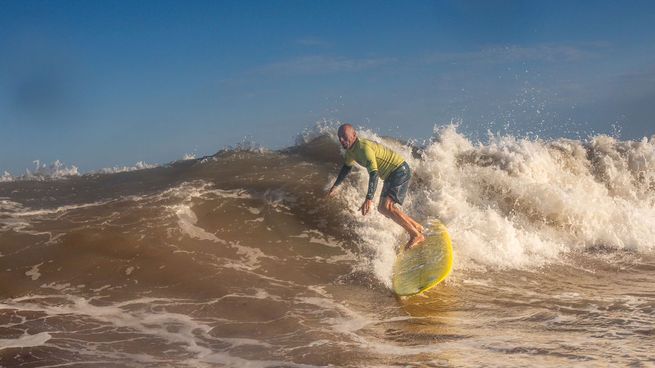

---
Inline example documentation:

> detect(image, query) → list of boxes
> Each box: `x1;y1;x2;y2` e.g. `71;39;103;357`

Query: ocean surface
1;126;654;367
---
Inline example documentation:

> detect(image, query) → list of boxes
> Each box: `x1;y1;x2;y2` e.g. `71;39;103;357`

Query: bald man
327;124;426;249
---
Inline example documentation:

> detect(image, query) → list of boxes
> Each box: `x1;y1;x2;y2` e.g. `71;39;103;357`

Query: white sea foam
0;198;118;257
324;124;655;285
1;171;13;182
295;119;341;145
0;199;24;211
0;200;112;240
0;332;51;350
173;204;226;243
168;184;280;271
1;160;80;182
165;181;252;244
0;295;217;361
95;161;158;174
25;262;43;281
0;201;110;218
0;294;316;367
418;126;655;270
290;230;343;248
1;160;160;181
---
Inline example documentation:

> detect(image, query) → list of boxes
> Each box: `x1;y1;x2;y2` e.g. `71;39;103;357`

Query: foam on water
318;124;655;285
166;181;285;273
0;199;114;243
94;161;158;174
0;294;306;367
0;171;13;182
424;127;655;267
24;262;43;281
2;158;163;181
0;160;80;182
0;332;51;350
173;203;226;243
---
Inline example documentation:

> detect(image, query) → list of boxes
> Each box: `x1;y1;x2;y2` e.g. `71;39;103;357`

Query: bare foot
416;224;425;234
405;232;426;250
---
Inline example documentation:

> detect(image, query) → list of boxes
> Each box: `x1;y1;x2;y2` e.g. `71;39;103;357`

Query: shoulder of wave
1;160;82;183
1;161;166;182
206;144;270;159
92;161;161;175
92;154;213;175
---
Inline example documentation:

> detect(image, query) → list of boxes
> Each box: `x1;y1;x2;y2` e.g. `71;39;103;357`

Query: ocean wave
1;125;654;279
1;124;654;367
93;161;159;174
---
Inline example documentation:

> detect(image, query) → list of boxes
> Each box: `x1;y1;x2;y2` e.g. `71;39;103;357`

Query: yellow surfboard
392;220;453;297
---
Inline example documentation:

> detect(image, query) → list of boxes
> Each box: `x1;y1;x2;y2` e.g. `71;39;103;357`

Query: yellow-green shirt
344;138;405;180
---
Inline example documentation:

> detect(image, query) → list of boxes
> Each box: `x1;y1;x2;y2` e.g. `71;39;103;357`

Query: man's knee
378;197;395;215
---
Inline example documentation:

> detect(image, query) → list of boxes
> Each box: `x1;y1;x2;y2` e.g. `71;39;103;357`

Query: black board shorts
380;162;411;205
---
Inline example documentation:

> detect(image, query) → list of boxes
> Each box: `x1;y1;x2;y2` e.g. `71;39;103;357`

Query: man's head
337;124;357;150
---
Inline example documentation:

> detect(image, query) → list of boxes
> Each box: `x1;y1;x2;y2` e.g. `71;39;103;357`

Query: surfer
327;124;426;249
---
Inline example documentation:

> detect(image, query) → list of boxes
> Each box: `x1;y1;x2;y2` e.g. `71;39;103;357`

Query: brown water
1;130;654;367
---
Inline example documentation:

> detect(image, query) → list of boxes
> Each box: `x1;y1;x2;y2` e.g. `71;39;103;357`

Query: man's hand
360;199;373;216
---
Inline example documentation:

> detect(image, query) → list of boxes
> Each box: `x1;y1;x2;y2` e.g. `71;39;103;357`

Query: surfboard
392;220;453;297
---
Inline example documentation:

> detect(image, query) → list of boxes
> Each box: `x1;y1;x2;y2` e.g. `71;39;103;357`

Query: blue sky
2;0;655;173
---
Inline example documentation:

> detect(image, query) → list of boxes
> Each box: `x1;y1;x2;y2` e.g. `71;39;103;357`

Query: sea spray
301;124;655;283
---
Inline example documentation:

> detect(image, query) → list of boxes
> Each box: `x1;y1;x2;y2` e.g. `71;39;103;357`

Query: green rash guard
344;138;405;180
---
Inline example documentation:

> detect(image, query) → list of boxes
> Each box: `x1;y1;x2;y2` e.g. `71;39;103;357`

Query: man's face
338;129;356;149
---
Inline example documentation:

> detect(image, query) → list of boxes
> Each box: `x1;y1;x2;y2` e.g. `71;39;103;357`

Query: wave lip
1;160;79;182
93;161;158;175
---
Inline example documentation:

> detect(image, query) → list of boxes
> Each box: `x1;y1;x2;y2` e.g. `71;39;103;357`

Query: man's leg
405;216;425;234
379;196;425;249
379;162;426;248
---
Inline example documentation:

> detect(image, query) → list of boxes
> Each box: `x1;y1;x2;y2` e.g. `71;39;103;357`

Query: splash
336;125;655;284
1;160;80;181
95;161;158;174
